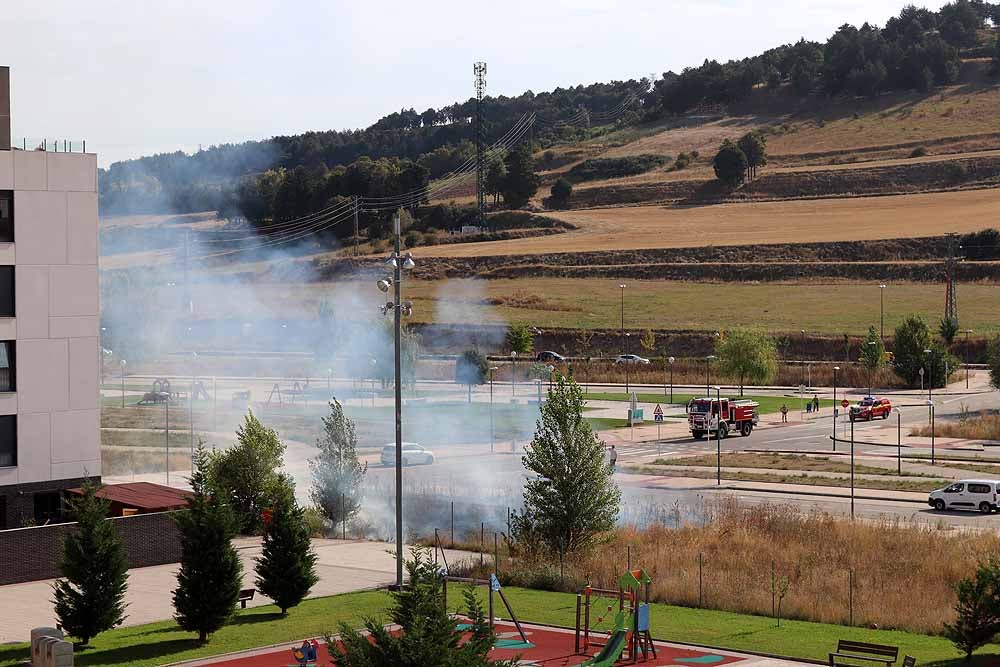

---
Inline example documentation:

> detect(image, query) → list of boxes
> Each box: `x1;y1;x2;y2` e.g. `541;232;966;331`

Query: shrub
910;146;928;158
566;154;669;183
548;178;573;209
944;162;969;184
713;140;748;189
944;558;1000;662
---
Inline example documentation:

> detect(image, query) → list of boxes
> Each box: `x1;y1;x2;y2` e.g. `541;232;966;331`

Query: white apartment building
0;66;100;528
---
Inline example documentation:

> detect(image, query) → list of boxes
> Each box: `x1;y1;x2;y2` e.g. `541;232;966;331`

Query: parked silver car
380;442;435;466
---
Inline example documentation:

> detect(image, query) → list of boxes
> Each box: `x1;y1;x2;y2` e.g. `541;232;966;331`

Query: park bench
829;640;899;667
238;588;256;609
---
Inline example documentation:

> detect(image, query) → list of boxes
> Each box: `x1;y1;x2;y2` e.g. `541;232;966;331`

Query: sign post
653;404;663;450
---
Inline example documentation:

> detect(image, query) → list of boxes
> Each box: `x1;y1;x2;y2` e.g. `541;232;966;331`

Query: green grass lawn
653;452;933;477
1;587;993;667
585;392;835;416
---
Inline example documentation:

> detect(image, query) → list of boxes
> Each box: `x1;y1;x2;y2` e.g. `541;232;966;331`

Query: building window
0;191;11;243
0;414;14;467
0;342;13;392
33;491;62;525
0;266;12;317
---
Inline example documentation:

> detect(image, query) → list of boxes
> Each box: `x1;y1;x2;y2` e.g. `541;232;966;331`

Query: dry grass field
419;188;1000;257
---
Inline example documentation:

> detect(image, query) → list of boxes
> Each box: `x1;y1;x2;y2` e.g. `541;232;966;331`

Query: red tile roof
67;482;192;511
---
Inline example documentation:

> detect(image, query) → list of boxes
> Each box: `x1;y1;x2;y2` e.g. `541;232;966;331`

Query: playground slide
582;628;628;667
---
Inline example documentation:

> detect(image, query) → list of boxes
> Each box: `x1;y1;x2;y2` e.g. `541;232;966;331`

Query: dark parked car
536;351;565;362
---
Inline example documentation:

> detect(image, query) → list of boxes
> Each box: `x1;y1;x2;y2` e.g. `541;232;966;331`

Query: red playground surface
192;621;749;667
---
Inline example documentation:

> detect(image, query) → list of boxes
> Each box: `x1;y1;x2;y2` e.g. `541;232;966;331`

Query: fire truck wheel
719;422;729;438
740;422;752;437
692;431;705;440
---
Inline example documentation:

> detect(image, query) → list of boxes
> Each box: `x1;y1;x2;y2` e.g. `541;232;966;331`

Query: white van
927;480;1000;514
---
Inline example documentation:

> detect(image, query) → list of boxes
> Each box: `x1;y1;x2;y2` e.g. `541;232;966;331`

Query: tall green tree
737;132;768;180
988;335;1000;390
328;549;517;667
174;446;243;643
310;400;366;526
939;316;960;344
512;377;620;557
715;329;779;396
256;480;318;615
893;315;956;388
860;325;886;393
52;480;129;646
455;348;489;403
944;557;1000;662
501;145;540;209
484;155;508;208
713;140;748;189
506;323;534;355
208;412;287;534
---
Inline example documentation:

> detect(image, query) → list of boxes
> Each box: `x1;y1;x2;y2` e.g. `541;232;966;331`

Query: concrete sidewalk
0;538;473;644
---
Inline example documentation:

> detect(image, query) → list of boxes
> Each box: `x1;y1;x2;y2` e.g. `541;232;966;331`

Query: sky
2;0;949;167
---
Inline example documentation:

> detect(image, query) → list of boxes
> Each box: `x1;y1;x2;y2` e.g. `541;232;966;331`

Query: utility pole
944;233;962;326
474;62;487;229
353;196;360;257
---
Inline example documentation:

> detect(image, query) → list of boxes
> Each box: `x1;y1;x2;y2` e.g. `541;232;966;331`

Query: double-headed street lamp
375;210;416;590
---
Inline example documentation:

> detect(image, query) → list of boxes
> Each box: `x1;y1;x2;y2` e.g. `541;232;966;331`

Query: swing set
575;569;656;665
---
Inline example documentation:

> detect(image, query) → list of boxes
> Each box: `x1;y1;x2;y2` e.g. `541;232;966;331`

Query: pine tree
512;376;620;557
328;548;518;667
256;480;318;614
500;145;540;209
944;558;1000;662
52;479;129;646
174;445;243;642
310;400;366;525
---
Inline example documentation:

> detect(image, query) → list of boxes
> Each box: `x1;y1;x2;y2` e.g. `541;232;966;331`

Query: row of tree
655;1;1000;114
52;403;368;646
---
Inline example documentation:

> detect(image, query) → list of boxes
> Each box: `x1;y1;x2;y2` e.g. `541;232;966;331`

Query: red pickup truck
849;396;892;421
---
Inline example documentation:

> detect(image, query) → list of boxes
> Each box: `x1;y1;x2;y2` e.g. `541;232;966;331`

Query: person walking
812;396;820;413
608;445;618;472
780;403;788;423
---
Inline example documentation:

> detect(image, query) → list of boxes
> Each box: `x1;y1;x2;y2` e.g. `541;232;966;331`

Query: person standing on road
812;396;820;413
608;445;618;472
780;403;788;423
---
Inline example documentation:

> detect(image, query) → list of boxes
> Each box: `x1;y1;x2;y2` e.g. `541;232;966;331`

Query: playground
191;568;752;667
191;621;749;667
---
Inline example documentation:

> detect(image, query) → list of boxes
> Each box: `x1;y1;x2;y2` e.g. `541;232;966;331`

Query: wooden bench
238;588;255;609
829;640;899;667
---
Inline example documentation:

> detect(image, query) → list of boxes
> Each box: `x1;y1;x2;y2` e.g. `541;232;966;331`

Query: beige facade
0;65;99;528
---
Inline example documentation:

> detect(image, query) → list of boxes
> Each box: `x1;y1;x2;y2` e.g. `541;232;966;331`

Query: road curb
726;484;927;504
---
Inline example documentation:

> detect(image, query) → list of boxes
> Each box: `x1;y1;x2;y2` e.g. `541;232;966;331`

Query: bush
910;146;928;158
566;154;669;183
713;140;748;189
673;153;692;170
403;230;422;248
548;178;573;209
944;162;969;184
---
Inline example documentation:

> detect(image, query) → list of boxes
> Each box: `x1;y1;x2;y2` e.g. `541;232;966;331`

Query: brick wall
0;511;182;585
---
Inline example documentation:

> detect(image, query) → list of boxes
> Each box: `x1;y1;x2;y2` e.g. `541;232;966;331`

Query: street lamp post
832;366;840;453
374;210;416;590
704;355;716;395
928;400;936;465
919;366;925;392
618;283;627;359
894;407;902;475
511;351;517;397
714;386;722;486
624;332;631;395
190;352;197;469
850;417;856;520
369;359;377;408
924;348;934;404
878;284;887;339
165;396;170;486
120;360;127;408
489;366;498;453
668;356;675;403
867;340;877;397
964;329;973;389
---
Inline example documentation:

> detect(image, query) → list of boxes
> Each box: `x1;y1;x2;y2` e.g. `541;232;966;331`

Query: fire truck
688;397;760;439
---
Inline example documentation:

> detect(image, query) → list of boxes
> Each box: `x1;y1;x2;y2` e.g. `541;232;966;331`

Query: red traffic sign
653;404;663;416
841;399;850;408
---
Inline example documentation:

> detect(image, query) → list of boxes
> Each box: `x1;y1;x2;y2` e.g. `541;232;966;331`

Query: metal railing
14;138;88;153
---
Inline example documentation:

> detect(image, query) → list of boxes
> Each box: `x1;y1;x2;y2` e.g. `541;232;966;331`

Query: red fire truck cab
688;397;760;439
